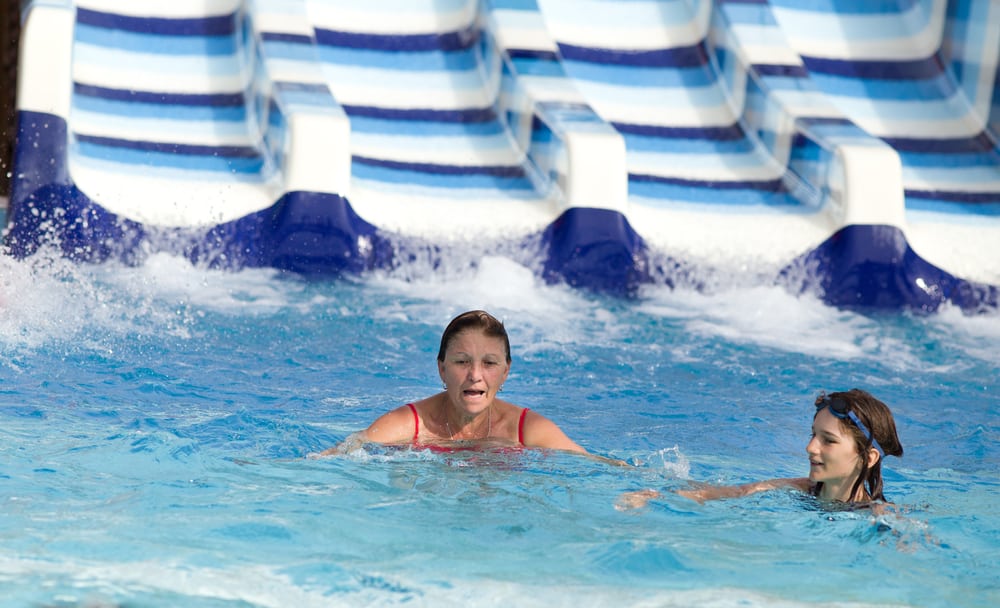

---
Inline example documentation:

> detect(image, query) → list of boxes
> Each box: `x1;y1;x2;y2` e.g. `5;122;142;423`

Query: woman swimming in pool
320;310;590;455
619;389;903;509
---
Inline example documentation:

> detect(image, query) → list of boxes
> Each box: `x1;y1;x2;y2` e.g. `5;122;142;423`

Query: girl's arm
677;478;810;503
617;478;811;509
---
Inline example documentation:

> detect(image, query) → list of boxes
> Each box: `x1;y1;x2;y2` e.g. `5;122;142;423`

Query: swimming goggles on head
819;396;883;456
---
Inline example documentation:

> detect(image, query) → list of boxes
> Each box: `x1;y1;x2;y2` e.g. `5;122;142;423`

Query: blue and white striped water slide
7;0;999;312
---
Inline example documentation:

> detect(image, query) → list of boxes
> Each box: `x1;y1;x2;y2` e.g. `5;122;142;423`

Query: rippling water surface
1;243;997;607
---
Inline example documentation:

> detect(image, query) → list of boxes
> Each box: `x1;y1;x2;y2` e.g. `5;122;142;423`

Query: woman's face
806;407;864;497
438;329;510;415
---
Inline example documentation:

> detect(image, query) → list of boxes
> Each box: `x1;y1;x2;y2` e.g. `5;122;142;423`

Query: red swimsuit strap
518;407;529;445
407;403;419;444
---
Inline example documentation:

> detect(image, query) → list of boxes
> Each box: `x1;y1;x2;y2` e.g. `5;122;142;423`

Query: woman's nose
805;436;819;455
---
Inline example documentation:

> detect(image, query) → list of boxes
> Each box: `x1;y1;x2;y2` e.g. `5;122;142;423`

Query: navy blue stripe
75;134;259;158
795;116;856;128
557;42;708;68
74;83;245;107
343;104;496;123
314;27;478;52
801;55;944;80
754;63;809;78
630;172;786;192
261;32;313;45
882;132;996;154
507;48;560;62
906;189;1000;204
611;121;746;141
76;7;236;36
353;155;525;178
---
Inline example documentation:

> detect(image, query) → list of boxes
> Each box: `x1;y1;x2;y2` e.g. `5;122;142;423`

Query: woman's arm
521;410;630;465
617;478;810;509
520;409;588;454
316;406;415;456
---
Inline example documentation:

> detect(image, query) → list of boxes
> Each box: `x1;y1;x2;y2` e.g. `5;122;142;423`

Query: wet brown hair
437;310;511;363
812;388;904;503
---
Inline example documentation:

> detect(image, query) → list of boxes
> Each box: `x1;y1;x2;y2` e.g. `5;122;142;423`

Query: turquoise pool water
0;240;997;607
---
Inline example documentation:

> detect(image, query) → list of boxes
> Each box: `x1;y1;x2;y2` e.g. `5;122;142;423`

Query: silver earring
500;385;504;392
442;383;447;390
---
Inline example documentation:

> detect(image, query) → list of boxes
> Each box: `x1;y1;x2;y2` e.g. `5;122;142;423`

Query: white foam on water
0;554;913;608
2;248;997;373
637;281;1000;371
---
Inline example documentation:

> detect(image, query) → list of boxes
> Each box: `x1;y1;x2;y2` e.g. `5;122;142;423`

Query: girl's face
806;407;864;500
438;329;510;416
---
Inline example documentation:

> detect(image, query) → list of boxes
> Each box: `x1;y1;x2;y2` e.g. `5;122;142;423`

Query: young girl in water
620;388;904;510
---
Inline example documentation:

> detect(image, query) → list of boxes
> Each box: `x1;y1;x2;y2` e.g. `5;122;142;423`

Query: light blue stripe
510;57;565;78
809;72;957;101
260;40;318;62
488;0;540;10
315;45;479;71
347;115;505;136
560;60;717;88
899;151;1000;168
629;180;801;207
907;199;1000;214
621;133;757;154
75;23;238;55
719;3;778;26
768;0;921;15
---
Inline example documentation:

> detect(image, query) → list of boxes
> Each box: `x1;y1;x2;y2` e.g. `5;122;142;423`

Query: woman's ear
866;446;881;468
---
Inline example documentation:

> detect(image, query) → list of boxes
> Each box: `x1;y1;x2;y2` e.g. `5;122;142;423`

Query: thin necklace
447;406;491;440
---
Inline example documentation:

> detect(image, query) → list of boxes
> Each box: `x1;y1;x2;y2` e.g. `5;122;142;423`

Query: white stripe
68;161;278;227
257;58;328;85
513;75;588;104
320;69;493;109
727;24;804;66
902;167;1000;192
490;10;558;52
76;0;241;18
772;1;946;60
573;81;737;126
306;0;476;35
72;44;250;93
628;152;785;182
537;0;710;51
824;96;985;138
347;181;554;237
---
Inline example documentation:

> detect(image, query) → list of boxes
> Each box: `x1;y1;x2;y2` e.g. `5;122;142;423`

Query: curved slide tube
6;0;999;312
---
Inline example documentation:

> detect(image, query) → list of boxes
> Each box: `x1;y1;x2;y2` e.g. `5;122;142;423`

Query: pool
1;240;998;607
